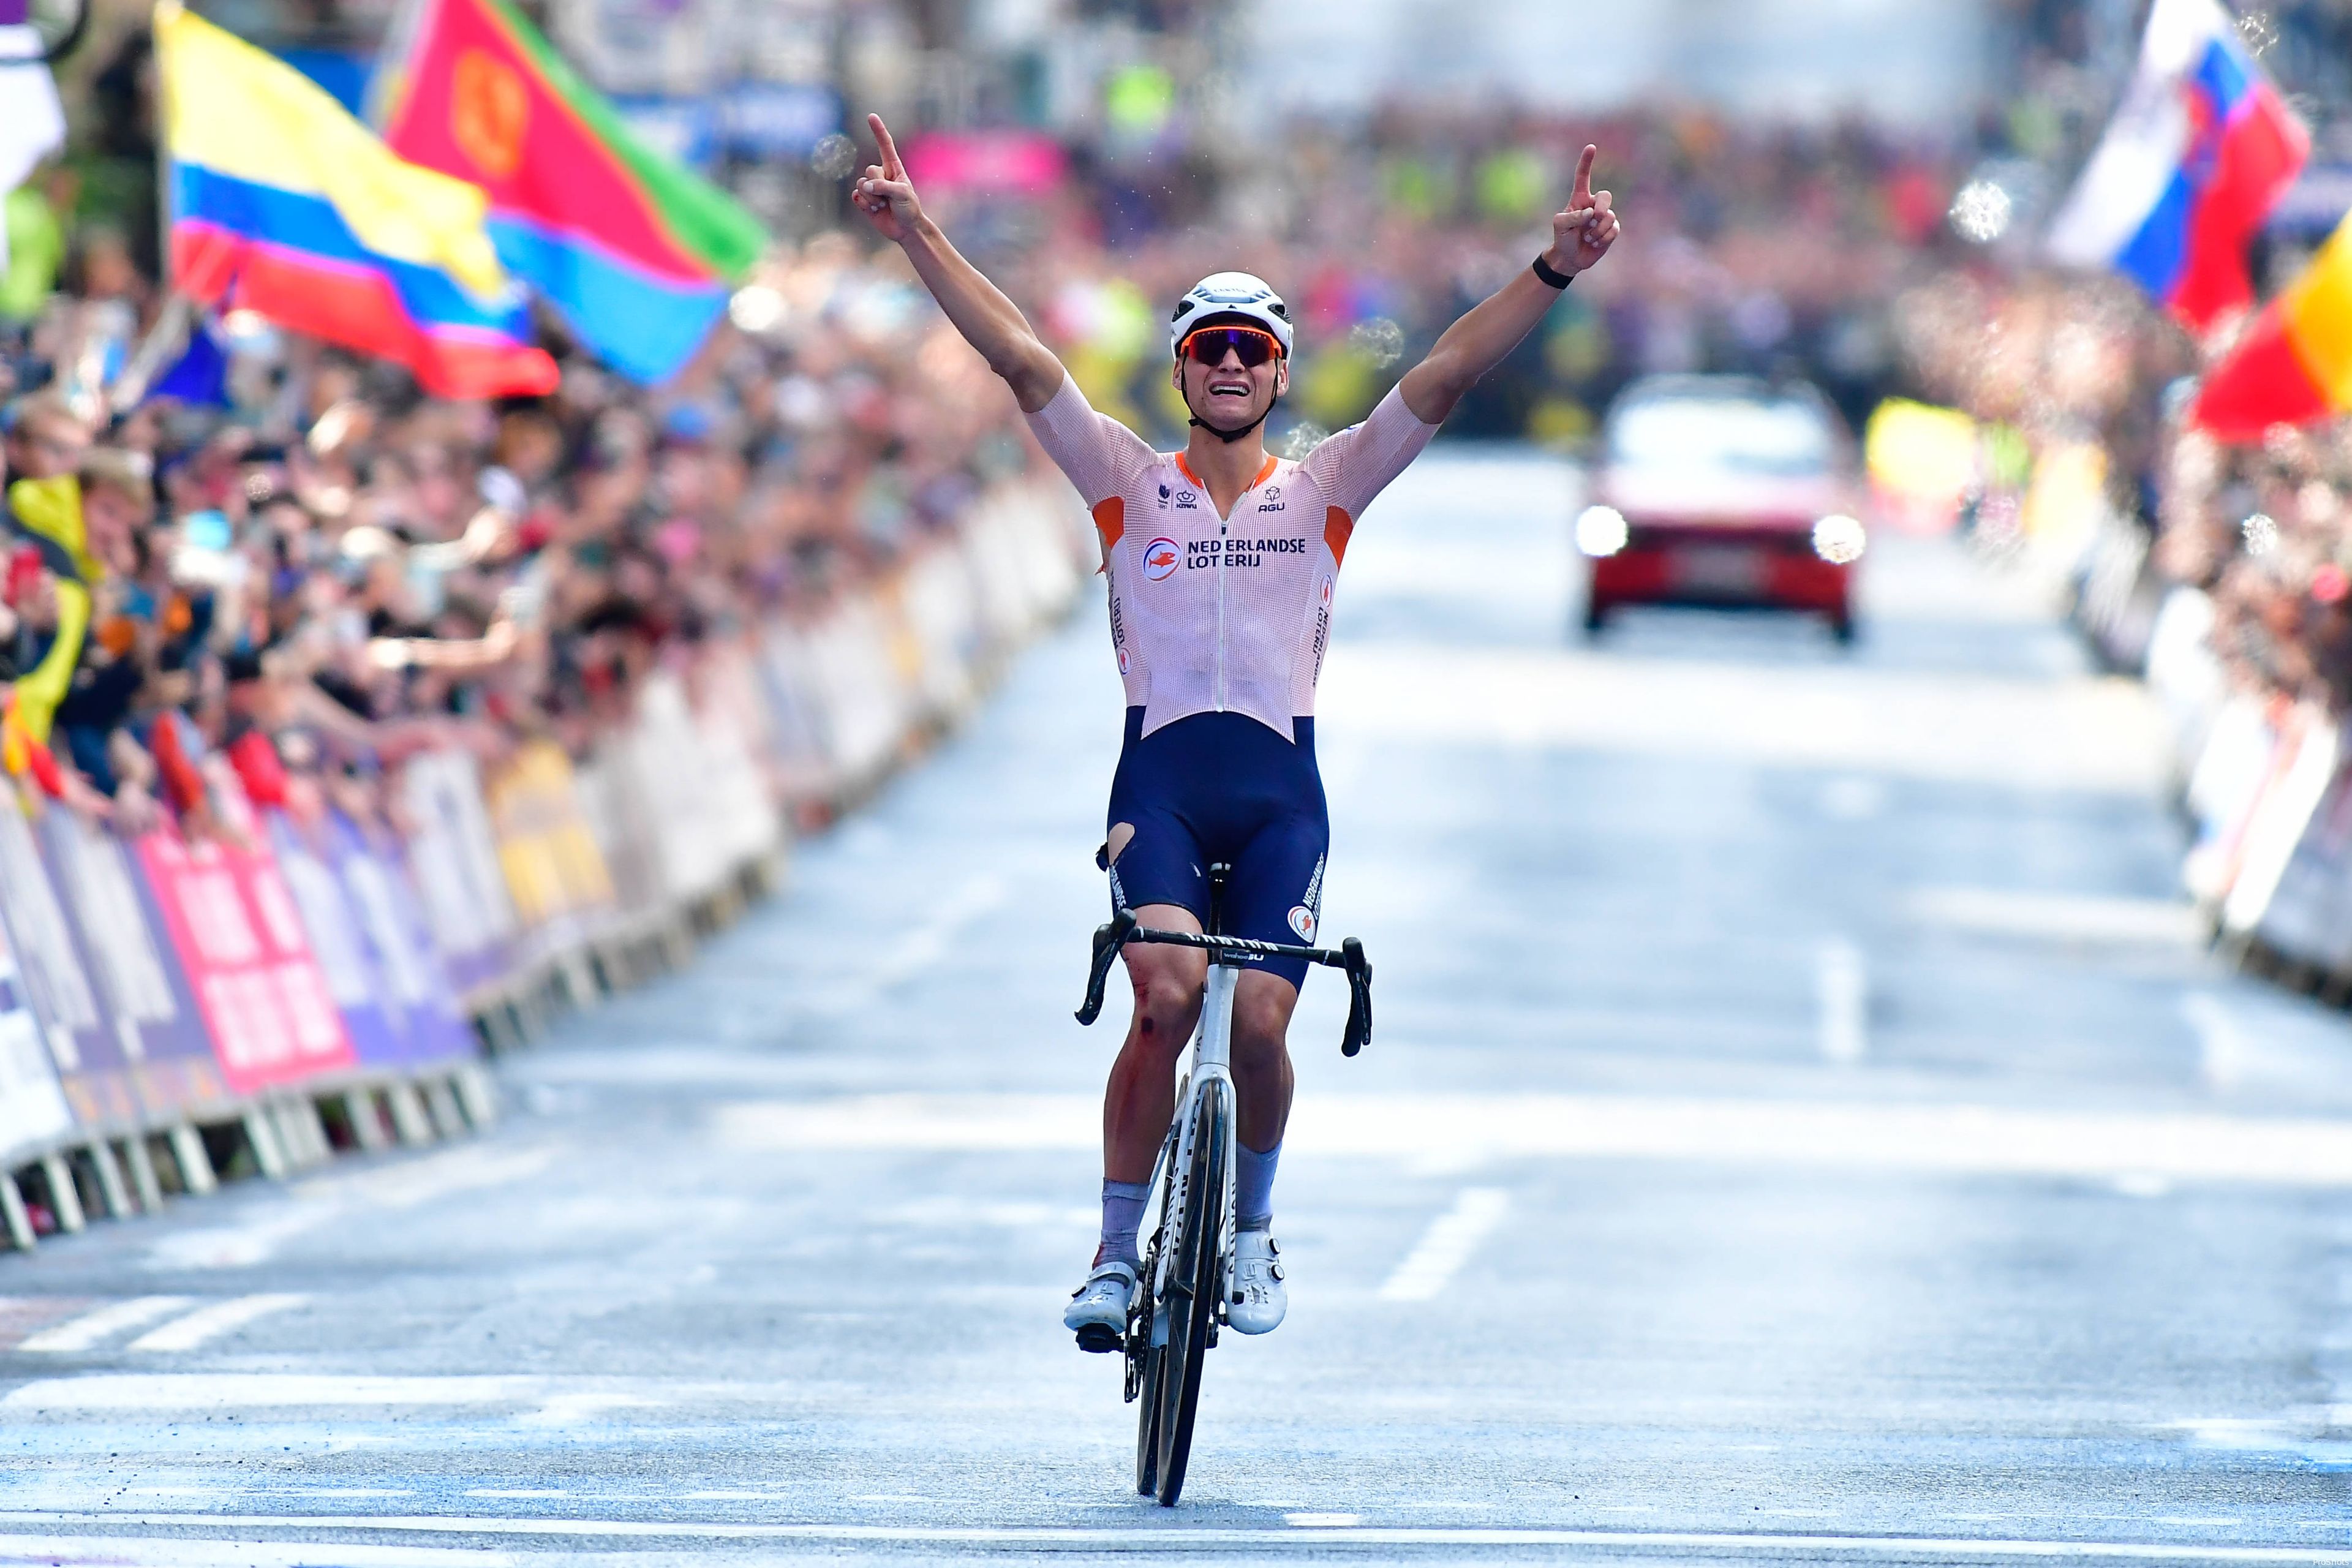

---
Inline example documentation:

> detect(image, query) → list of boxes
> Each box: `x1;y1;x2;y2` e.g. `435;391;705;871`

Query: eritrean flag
377;0;767;385
154;2;556;400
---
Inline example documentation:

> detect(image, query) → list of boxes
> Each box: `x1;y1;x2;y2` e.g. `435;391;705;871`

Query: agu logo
1142;537;1182;581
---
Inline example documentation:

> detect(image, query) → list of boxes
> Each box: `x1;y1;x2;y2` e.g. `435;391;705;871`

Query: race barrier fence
0;479;1092;1251
2062;511;2352;1003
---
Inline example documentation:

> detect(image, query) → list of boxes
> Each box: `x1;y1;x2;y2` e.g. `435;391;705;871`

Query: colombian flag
2192;206;2352;439
156;3;556;399
377;0;767;385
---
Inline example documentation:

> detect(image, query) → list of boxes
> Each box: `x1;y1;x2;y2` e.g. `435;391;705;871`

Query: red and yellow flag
2192;208;2352;439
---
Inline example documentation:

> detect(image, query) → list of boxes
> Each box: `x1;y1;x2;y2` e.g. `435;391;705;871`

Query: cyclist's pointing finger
869;113;907;181
1569;144;1596;207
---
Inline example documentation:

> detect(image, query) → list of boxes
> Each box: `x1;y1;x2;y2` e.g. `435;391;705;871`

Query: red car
1578;375;1866;643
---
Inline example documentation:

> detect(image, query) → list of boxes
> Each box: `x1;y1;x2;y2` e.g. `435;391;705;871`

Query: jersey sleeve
1300;382;1440;520
1023;373;1158;507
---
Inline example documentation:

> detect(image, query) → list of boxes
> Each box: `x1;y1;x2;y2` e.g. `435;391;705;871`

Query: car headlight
1576;505;1629;558
1812;514;1866;565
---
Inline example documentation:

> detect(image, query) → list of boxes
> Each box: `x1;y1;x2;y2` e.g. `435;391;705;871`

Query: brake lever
1076;907;1139;1025
1339;936;1372;1057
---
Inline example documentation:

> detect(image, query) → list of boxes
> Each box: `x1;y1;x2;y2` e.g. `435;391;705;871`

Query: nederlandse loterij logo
1143;537;1181;581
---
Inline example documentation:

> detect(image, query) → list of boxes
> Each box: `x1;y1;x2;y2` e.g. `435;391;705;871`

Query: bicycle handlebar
1074;910;1374;1057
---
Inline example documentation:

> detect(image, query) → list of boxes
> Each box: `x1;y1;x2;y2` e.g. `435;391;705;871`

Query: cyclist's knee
1130;975;1201;1047
1229;977;1297;1065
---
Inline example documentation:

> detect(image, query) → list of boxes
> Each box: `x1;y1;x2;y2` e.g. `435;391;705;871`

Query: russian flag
2046;0;2307;334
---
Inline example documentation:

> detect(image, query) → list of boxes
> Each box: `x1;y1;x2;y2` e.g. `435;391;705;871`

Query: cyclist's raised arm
853;114;1066;414
1396;143;1620;426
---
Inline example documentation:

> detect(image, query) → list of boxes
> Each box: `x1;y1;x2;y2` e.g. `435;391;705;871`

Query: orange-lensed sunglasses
1178;325;1284;368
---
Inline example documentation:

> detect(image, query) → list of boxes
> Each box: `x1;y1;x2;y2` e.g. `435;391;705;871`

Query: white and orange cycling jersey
1025;374;1438;742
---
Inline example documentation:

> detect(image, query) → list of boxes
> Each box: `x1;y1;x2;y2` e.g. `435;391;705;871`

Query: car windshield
1608;398;1834;477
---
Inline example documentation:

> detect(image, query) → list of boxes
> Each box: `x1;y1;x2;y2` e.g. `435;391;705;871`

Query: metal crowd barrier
0;481;1091;1251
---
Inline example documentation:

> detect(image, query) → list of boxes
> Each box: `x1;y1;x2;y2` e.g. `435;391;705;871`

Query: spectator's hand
853;114;924;244
1546;146;1620;277
110;778;162;837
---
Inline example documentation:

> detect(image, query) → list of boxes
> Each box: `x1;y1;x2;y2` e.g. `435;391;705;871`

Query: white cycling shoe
1226;1230;1286;1335
1065;1259;1137;1353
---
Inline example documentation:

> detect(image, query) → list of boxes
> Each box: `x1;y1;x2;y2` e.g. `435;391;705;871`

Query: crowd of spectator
1005;104;1975;448
0;232;1024;840
0;66;2020;837
1883;255;2352;719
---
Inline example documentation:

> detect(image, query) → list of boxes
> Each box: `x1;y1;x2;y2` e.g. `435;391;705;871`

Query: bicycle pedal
1074;1323;1123;1355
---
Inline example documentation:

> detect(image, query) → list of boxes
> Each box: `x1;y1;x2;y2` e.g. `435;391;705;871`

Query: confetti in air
1348;318;1406;368
1948;181;2013;244
811;134;859;179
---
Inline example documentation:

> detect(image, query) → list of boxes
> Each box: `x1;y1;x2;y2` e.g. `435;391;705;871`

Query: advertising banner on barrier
755;622;839;807
398;750;519;997
0;913;77;1164
262;810;478;1069
333;815;476;1065
483;741;616;942
265;809;410;1068
2255;744;2352;971
38;812;237;1122
134;822;359;1096
0;786;144;1128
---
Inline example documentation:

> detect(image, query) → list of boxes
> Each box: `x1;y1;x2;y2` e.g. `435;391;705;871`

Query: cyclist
852;113;1619;1348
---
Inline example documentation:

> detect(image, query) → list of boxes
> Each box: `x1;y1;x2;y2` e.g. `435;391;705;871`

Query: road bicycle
1076;868;1374;1506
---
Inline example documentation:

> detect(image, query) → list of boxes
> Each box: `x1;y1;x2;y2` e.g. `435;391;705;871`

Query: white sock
1235;1139;1280;1231
1098;1178;1150;1268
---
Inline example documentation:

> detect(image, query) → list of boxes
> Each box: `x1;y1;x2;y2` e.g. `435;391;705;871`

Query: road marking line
2183;993;2251;1091
146;1146;559;1272
1817;937;1866;1064
718;1091;2352;1187
17;1297;193;1354
1;1514;2350;1561
126;1295;307;1352
1378;1188;1509;1302
814;873;1006;1016
0;1537;509;1567
1908;886;2202;946
0;1374;679;1412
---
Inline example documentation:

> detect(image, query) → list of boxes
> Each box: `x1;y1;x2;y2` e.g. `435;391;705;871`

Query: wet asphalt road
2;451;2350;1566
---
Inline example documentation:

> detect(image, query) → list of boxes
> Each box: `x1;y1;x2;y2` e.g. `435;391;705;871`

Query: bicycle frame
1147;962;1240;1313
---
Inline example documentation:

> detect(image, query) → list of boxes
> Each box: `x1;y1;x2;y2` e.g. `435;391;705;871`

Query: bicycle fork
1153;962;1240;1330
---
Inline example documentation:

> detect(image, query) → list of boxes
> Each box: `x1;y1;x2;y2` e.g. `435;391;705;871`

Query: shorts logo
1287;904;1316;941
1143;537;1182;581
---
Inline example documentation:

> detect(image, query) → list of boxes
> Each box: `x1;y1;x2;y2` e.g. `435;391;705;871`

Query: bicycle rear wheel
1152;1076;1228;1506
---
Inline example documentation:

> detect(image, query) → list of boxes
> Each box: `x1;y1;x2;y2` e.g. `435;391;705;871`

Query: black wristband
1531;254;1572;290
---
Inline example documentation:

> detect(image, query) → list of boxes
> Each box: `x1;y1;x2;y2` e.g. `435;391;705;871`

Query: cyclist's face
1175;334;1286;426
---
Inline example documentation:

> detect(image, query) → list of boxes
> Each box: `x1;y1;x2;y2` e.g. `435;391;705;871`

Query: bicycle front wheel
1153;1076;1229;1506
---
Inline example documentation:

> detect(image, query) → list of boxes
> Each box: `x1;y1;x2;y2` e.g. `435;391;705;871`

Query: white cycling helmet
1168;272;1294;360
